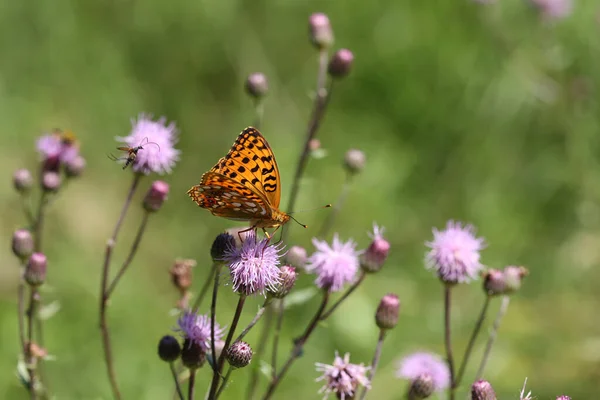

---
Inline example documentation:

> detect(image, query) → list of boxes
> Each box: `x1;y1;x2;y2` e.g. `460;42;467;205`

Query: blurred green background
2;0;600;398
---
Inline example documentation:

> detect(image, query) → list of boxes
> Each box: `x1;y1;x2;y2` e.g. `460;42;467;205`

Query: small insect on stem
108;137;160;170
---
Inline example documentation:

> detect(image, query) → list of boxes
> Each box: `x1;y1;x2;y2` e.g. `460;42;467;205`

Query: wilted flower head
425;220;485;284
315;352;370;400
175;311;224;353
222;231;283;296
397;352;450;391
37;131;80;171
116;113;180;175
306;234;360;292
361;223;390;273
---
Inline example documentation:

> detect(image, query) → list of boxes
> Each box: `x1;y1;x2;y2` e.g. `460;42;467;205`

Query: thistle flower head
397;352;450;392
306;234;360;292
315;352;370;400
116;113;180;175
222;231;283;296
361;223;390;273
37;131;80;171
425;220;485;284
174;311;224;353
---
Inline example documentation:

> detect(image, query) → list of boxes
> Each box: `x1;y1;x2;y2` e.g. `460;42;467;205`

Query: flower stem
318;172;353;238
169;363;185;400
105;211;151;298
454;296;491;388
25;287;39;397
235;298;272;343
262;291;330;400
270;299;284;378
18;266;26;356
210;264;223;372
215;366;234;399
319;270;365;321
359;329;387;400
208;295;247;399
253;98;264;130
444;285;456;400
33;192;48;253
99;173;142;400
245;304;273;400
476;296;510;380
187;369;196;400
21;192;35;228
191;262;218;311
282;48;332;243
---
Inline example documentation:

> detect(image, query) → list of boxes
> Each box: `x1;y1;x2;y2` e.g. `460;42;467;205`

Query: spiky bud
309;13;333;49
483;269;505;296
211;233;236;262
471;380;497;400
407;373;434;399
285;245;307;269
181;338;206;370
13;169;33;193
170;259;196;293
41;171;61;193
143;180;169;212
25;253;47;286
226;341;253;368
65;155;86;178
268;266;297;298
12;229;34;261
328;49;354;78
245;73;269;99
158;335;181;362
361;226;390;273
343;149;365;175
375;293;400;330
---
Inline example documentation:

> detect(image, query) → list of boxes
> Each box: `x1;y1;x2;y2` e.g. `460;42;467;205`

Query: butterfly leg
237;225;258;243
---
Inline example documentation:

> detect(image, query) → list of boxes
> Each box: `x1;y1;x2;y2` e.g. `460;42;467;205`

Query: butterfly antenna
288;204;332;215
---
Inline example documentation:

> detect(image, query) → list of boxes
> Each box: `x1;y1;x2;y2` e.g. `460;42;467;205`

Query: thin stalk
235;298;272;343
253;99;264;130
215;366;234;399
25;287;38;397
33;192;48;252
208;295;247;399
246;304;273;400
187;369;196;400
454;296;491;387
191;262;218;311
318;173;353;238
99;173;143;400
262;291;330;400
476;296;510;380
444;285;456;400
169;363;185;400
282;49;332;243
21;192;35;227
18;266;26;356
359;329;386;400
319;271;366;321
270;299;284;378
210;264;223;372
105;211;151;297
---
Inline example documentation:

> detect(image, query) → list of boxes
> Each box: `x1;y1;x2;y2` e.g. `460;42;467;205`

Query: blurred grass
1;0;600;398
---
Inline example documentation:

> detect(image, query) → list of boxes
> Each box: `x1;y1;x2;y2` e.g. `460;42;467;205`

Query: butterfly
187;127;299;239
108;137;160;170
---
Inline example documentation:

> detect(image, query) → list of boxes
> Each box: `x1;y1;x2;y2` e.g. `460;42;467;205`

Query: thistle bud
471;380;497;400
556;396;571;400
285;246;307;269
361;225;389;273
65;155;86;178
268;266;297;299
181;338;206;370
483;269;505;296
328;49;354;79
343;149;365;175
211;233;236;262
41;171;61;193
12;229;34;261
245;73;269;99
309;13;333;49
375;293;400;330
226;341;253;368
158;335;181;362
170;259;196;293
309;138;321;152
25;253;47;286
408;373;434;399
13;169;33;193
502;266;528;294
143;180;169;212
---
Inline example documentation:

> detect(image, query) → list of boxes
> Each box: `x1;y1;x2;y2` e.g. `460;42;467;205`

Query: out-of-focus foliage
1;0;599;398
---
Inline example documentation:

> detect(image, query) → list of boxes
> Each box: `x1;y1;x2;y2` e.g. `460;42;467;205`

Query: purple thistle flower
315;352;370;400
222;231;283;296
397;352;450;391
36;133;79;170
425;220;485;283
175;311;224;353
305;234;360;292
116;113;180;175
